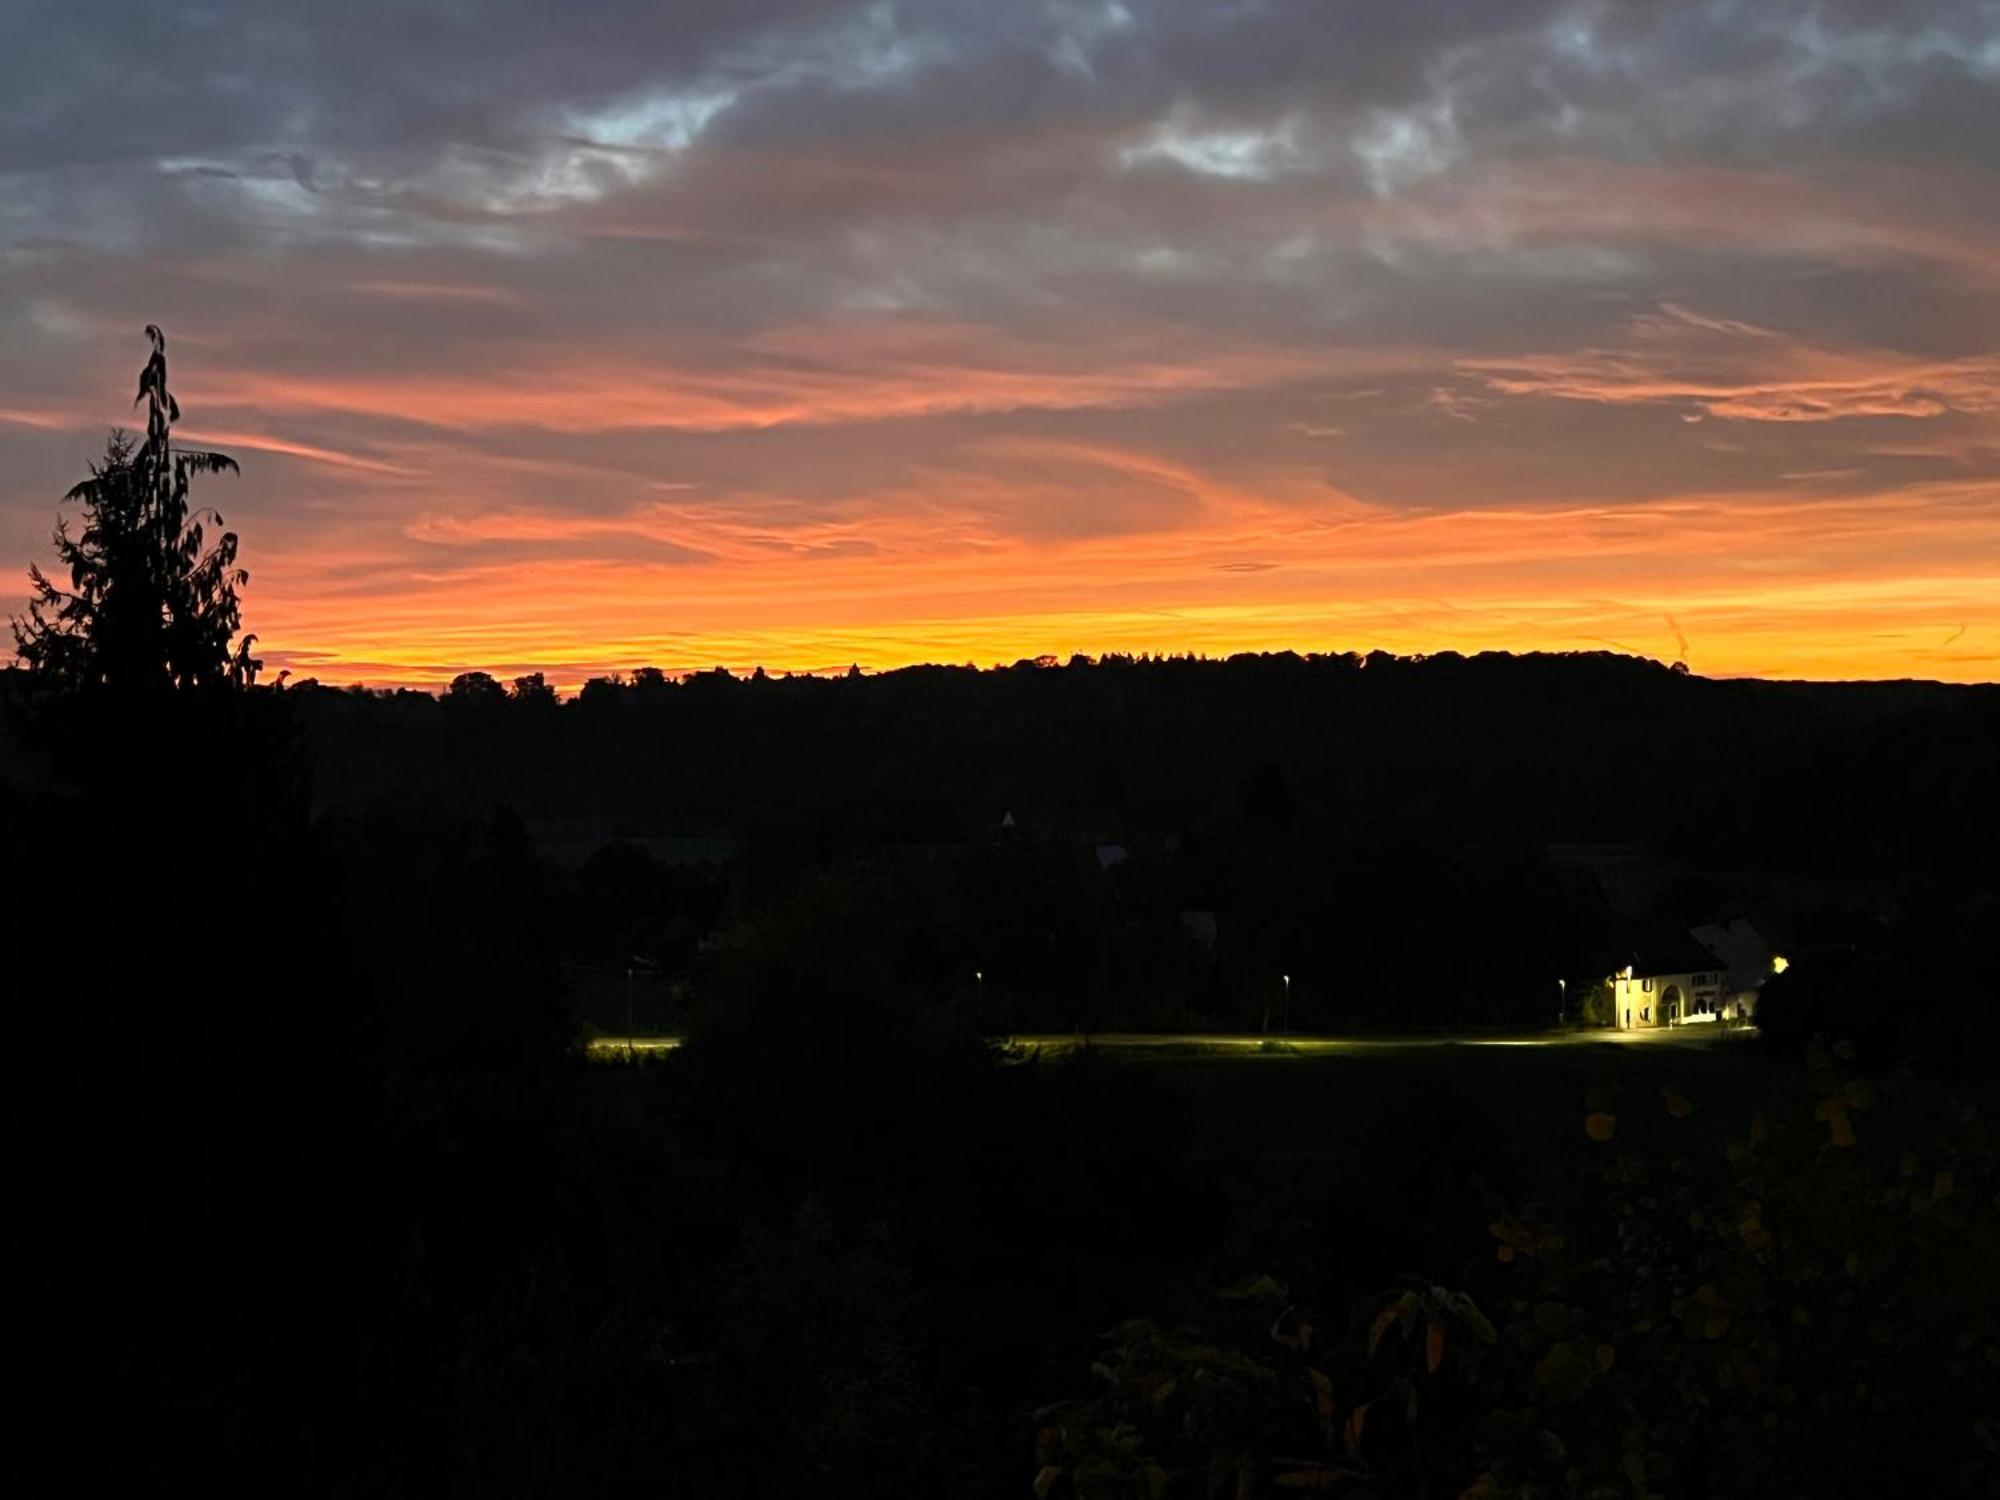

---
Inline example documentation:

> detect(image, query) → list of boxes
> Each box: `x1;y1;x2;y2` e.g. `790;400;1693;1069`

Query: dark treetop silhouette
12;325;258;692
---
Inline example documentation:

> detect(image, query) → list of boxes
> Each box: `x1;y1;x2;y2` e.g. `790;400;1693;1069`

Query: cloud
5;1;2000;684
1459;303;2000;425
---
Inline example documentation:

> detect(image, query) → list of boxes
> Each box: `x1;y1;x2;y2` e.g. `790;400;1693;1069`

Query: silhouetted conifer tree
12;325;258;690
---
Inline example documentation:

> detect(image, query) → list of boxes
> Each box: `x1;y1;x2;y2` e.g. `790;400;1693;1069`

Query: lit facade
1611;964;1732;1028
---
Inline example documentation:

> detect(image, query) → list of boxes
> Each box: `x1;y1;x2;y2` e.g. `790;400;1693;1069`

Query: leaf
1677;1284;1732;1340
1623;1447;1651;1499
1426;1321;1445;1374
1447;1292;1497;1344
1343;1404;1368;1455
1033;1464;1063;1498
1585;1111;1617;1142
1369;1305;1400;1356
1310;1368;1335;1424
172;448;239;477
1737;1201;1771;1252
1814;1096;1857;1147
1369;1292;1417;1356
1145;1464;1169;1500
1663;1085;1692;1118
1533;1341;1595;1401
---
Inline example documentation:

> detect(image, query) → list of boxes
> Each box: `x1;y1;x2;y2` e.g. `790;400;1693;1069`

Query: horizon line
221;644;1997;700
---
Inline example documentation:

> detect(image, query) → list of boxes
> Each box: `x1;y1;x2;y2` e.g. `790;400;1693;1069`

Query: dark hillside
275;652;1998;884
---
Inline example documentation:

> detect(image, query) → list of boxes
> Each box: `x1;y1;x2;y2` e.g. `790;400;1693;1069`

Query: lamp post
1282;973;1291;1037
1557;976;1567;1031
975;969;984;1007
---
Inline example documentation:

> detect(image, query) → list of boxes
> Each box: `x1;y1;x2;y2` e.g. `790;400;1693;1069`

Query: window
1642;978;1653;993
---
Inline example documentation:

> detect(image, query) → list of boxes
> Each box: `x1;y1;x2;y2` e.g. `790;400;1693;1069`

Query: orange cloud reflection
247;482;2000;690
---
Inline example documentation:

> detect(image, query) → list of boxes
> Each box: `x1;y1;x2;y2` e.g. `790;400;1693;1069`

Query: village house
1609;921;1784;1029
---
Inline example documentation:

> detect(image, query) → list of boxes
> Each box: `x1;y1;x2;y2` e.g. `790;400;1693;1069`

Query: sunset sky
3;0;1997;687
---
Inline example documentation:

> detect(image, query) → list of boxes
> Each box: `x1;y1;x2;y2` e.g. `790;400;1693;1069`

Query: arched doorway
1660;983;1683;1026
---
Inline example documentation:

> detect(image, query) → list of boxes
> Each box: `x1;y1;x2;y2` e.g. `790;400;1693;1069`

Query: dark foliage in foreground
8;668;1999;1491
1038;1041;2000;1498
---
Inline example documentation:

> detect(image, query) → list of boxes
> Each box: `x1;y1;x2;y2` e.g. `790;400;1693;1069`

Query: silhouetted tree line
291;650;1997;883
268;644;2000;1039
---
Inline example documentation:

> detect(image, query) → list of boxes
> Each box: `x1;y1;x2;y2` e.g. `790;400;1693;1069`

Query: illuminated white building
1611;961;1727;1028
1609;925;1778;1028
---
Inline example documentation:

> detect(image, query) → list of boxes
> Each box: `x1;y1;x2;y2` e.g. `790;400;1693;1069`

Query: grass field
585;1028;1770;1188
1112;1031;1769;1164
1001;1030;1783;1246
586;1024;1772;1228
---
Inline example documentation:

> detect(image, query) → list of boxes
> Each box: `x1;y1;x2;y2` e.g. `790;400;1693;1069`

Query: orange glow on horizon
239;482;2000;692
7;13;2000;701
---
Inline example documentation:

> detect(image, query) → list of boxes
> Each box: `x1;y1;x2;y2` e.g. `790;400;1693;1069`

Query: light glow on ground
582;1028;1751;1061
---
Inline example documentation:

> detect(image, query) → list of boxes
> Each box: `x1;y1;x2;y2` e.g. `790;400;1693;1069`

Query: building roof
1619;927;1729;978
1691;917;1780;987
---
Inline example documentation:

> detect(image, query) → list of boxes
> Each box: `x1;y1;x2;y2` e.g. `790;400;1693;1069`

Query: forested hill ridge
207;649;1999;884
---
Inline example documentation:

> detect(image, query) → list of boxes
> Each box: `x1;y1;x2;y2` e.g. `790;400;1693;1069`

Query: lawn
1141;1032;1768;1169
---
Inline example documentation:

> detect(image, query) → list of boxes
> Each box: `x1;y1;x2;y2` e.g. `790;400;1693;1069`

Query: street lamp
1282;973;1291;1037
1557;976;1567;1030
975;969;984;1006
